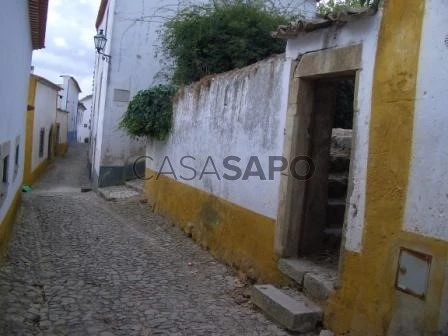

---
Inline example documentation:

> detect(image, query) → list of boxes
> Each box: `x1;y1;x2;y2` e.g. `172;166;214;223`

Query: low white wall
147;55;291;219
32;82;58;170
0;0;32;221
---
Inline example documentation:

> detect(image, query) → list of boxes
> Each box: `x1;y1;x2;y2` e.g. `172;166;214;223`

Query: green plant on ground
160;0;291;85
119;85;176;140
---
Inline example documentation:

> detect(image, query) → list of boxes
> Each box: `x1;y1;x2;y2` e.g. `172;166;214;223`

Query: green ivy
160;0;290;85
119;85;176;140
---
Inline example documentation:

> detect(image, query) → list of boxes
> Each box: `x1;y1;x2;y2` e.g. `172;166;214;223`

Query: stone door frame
274;44;363;258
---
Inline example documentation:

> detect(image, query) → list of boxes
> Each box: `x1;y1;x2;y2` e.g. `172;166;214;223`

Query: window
39;128;45;158
0;142;11;206
13;136;20;181
84;123;88;128
15;145;19;166
2;156;8;183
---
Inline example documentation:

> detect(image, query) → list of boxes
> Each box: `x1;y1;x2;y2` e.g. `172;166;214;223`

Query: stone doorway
296;77;354;266
275;44;361;275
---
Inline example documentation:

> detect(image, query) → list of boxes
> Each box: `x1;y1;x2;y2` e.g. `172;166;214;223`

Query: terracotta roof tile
28;0;49;49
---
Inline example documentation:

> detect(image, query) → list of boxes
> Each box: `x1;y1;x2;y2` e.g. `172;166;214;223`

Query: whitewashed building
57;75;81;144
145;0;448;334
90;0;316;188
0;0;49;257
77;95;92;144
24;74;60;185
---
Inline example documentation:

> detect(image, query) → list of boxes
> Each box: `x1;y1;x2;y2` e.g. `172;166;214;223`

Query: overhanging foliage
160;0;291;85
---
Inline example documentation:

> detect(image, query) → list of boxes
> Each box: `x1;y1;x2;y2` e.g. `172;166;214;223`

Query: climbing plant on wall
119;85;176;140
159;0;291;85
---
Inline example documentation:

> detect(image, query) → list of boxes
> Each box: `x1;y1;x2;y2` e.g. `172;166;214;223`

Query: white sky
32;0;102;98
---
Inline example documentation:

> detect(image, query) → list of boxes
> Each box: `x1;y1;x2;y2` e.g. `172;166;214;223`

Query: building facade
57;75;81;144
90;0;316;188
77;95;92;144
24;74;60;185
144;0;448;334
0;0;49;258
90;0;161;188
56;108;69;156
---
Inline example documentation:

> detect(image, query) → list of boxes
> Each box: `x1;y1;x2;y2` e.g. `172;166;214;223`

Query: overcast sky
32;0;101;98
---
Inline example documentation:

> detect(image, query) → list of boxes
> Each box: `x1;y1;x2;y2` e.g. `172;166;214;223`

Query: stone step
326;198;346;228
322;228;342;250
278;258;337;302
327;174;348;199
97;185;141;201
251;285;322;332
125;179;145;194
329;153;350;173
331;128;352;152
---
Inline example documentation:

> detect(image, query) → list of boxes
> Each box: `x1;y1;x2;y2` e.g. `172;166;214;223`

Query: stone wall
145;55;292;281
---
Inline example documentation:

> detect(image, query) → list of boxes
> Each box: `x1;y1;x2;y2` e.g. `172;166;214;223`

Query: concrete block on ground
319;330;335;336
252;284;322;332
278;258;309;285
97;185;140;201
303;272;336;302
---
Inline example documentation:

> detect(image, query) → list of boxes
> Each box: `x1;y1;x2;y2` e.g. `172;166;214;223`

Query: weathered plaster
146;56;291;219
404;0;448;241
286;11;383;253
0;0;32;237
326;1;448;334
145;56;291;281
145;168;284;283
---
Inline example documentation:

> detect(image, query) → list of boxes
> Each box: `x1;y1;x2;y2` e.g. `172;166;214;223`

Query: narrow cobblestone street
0;145;289;336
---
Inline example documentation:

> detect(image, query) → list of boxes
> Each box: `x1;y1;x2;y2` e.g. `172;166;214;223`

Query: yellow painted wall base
145;169;285;283
0;188;22;262
23;108;34;185
24;159;49;186
325;1;448;335
58;143;68;157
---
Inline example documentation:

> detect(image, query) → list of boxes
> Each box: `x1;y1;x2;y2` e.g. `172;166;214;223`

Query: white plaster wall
91;0;115;175
404;1;448;241
56;111;68;145
31;82;58;170
286;12;383;253
147;56;291;219
60;76;80;143
91;0;317;184
0;0;32;222
78;96;92;143
98;0;171;169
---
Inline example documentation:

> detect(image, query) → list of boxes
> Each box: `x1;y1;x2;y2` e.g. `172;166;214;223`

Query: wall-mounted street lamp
94;29;111;63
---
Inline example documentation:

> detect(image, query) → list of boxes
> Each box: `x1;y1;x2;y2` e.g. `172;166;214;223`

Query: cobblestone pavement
0;144;289;336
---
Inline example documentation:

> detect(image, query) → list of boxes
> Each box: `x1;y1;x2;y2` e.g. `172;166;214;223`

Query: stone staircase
251;129;351;334
324;129;351;250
